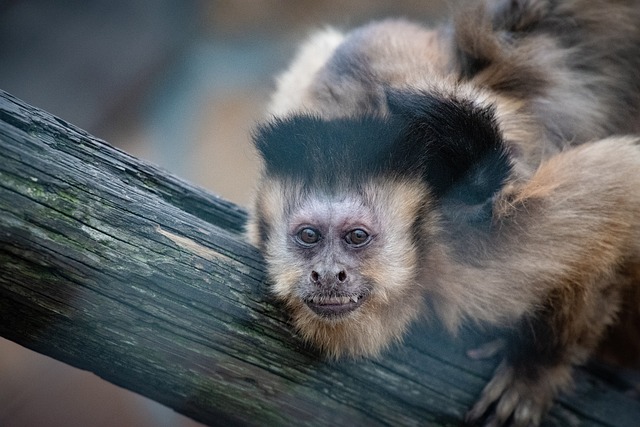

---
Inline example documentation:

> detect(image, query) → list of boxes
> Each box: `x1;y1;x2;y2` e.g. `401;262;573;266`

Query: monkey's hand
465;359;569;427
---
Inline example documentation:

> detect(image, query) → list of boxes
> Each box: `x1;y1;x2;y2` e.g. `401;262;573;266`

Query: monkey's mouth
303;294;366;317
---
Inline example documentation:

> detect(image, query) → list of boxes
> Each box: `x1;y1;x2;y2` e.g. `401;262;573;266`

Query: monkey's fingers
465;360;513;424
467;338;506;360
465;360;551;427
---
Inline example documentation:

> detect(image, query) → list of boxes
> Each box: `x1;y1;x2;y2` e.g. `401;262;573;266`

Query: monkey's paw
464;360;554;427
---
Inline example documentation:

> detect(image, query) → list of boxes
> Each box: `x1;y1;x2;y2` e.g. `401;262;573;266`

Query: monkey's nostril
311;271;320;282
337;270;347;282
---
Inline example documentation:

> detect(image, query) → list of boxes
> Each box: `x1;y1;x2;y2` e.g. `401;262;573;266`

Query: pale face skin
285;196;380;317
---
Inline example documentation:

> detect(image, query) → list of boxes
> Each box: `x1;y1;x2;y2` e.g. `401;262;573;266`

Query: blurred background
0;0;447;425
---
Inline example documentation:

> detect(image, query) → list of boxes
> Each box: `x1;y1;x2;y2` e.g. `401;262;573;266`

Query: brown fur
248;0;640;425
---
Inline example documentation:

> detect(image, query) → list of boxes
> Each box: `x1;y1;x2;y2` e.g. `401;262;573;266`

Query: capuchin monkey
246;0;640;425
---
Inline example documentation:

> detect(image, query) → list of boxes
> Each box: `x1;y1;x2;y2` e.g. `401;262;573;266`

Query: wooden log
0;90;638;426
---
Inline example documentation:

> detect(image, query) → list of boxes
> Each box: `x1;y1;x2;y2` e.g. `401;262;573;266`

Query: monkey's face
282;196;377;318
249;94;512;357
250;177;432;358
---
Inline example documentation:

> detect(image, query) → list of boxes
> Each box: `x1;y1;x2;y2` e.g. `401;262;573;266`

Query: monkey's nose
310;270;348;285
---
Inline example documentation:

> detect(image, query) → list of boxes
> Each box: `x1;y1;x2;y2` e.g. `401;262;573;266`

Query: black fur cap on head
253;90;512;207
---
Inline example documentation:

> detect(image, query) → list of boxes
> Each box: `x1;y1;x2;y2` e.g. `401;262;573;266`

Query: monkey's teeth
308;296;360;305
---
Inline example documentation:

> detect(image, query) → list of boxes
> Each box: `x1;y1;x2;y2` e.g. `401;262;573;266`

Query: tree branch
0;90;637;426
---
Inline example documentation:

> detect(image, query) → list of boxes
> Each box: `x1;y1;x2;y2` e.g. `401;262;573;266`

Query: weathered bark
0;90;638;426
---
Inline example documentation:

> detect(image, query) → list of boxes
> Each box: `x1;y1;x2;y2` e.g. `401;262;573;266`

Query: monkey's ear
386;89;512;214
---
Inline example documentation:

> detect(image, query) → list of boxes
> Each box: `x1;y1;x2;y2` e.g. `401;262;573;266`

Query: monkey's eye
296;227;321;246
345;229;370;247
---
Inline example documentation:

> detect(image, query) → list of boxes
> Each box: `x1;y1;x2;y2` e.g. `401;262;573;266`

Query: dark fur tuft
253;114;410;191
254;91;513;208
385;89;513;204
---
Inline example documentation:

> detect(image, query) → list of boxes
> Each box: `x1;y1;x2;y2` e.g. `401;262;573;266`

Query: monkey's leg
464;137;640;426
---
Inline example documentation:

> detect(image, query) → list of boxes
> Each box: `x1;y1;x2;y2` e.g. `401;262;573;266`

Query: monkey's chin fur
287;292;424;359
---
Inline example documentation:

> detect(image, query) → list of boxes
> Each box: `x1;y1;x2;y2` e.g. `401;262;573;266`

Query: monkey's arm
459;136;640;426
